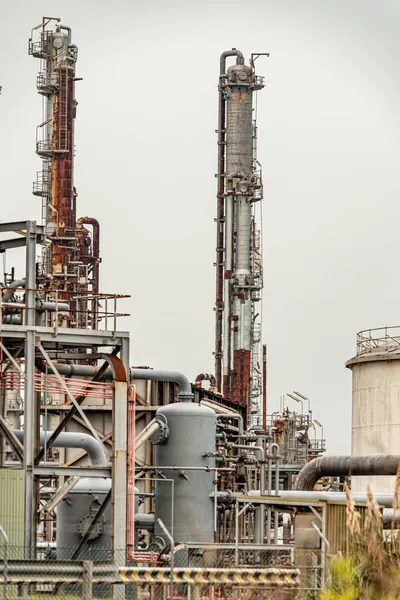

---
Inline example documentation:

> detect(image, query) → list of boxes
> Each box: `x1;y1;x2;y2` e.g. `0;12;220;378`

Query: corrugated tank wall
0;469;25;558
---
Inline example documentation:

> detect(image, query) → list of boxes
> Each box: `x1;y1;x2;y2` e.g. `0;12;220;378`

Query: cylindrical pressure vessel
347;329;400;493
57;478;112;560
153;402;216;544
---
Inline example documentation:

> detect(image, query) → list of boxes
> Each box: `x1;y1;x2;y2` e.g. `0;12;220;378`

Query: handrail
356;326;400;355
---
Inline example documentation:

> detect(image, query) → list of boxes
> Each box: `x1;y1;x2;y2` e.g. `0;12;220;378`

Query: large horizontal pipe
212;490;396;508
135;514;155;532
3;279;26;302
294;455;400;491
13;430;107;467
383;510;400;529
2;302;69;311
130;369;192;398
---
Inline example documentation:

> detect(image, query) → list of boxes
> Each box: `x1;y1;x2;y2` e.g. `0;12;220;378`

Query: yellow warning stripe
118;567;300;587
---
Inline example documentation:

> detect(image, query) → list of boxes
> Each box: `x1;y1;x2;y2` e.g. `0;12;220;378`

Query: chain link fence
0;545;323;599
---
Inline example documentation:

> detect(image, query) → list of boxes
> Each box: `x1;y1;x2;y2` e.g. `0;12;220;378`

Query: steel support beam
112;338;129;599
0;324;129;345
0;236;45;251
24;220;37;559
0;221;45;234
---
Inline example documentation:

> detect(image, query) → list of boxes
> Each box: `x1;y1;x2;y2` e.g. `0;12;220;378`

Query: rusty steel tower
30;18;100;326
214;50;266;426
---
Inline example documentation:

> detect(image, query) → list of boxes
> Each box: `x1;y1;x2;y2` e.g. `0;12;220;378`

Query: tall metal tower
214;50;266;426
29;18;100;326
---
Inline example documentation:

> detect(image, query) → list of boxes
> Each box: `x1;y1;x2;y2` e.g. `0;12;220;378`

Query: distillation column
215;50;264;423
30;22;78;290
30;19;100;327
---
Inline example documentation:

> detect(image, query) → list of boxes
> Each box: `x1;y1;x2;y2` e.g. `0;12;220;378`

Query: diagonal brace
34;349;117;464
0;415;24;462
0;342;23;373
37;343;100;442
39;476;80;514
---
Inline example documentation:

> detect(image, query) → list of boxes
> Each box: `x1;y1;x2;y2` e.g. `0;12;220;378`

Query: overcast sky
1;0;400;453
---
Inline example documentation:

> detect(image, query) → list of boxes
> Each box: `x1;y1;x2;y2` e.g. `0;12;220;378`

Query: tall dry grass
320;469;400;599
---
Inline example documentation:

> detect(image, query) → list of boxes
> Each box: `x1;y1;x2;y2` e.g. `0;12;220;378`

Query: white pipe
13;430;107;466
212;489;395;508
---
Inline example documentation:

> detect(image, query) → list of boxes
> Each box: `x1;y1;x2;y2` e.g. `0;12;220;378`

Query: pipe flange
151;414;169;445
77;511;105;540
147;536;166;554
178;393;194;403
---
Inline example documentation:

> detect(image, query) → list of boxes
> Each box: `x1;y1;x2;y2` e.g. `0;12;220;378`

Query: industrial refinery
0;15;400;600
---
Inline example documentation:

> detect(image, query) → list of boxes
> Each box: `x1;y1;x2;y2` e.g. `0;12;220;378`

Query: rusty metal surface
102;354;126;382
50;65;76;293
232;349;251;407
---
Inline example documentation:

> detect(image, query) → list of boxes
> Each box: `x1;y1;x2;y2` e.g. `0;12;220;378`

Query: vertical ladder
57;68;68;152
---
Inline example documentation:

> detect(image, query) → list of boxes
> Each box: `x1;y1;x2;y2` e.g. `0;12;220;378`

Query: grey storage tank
57;478;112;561
152;401;216;544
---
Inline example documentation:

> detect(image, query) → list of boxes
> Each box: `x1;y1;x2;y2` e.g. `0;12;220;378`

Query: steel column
112;338;129;599
24;221;37;559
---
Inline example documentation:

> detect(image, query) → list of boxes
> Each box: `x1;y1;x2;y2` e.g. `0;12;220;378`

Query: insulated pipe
232;442;266;542
231;444;264;466
35;360;99;378
131;369;193;400
13;430;107;467
294;455;400;491
215;413;244;436
37;301;70;312
195;373;217;389
135;514;155;532
57;24;72;41
1;300;69;313
274;456;280;543
220;49;244;75
2;279;26;302
212;490;396;508
383;510;400;529
3;316;22;324
257;439;265;543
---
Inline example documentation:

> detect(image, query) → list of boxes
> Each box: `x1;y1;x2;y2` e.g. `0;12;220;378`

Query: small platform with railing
356;326;400;356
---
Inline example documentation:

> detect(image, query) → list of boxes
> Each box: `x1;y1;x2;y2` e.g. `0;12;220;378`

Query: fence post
0;524;8;600
83;560;93;600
